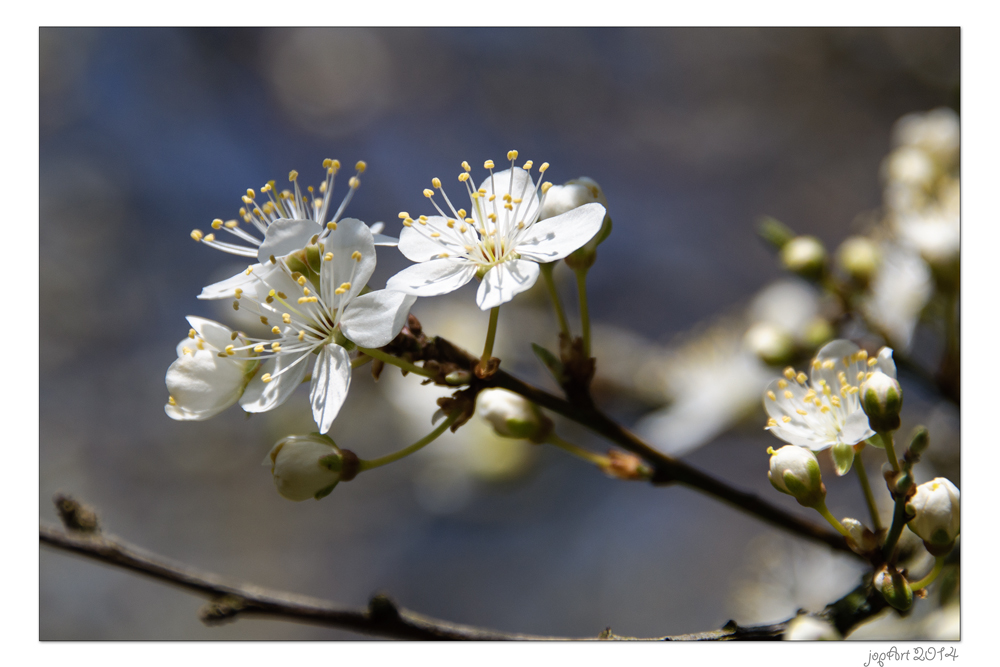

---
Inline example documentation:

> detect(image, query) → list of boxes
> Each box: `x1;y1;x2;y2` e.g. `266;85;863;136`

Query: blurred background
39;27;959;639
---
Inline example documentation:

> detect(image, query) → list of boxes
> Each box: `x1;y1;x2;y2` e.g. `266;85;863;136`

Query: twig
40;522;887;640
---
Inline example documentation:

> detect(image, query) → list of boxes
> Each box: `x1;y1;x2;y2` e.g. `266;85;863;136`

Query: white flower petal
256;218;323;264
476;260;540;310
240;351;310;413
841;408;875;445
339;290;416;349
514;202;606;263
386;258;477;297
372;232;399;247
320;218;376;307
198;263;280;301
767;425;828;450
309;345;352;433
479;167;540;223
397;219;467;262
876;347;897;379
165;349;253;421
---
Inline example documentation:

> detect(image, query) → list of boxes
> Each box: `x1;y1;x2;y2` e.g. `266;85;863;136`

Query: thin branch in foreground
41;513;889;640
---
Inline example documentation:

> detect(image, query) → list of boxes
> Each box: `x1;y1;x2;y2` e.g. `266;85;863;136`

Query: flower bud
783;615;842;641
860;370;903;433
906;477;960;555
743;321;795;366
803;317;835;349
780;236;827;280
265;434;343;501
842;517;878;556
874;565;913;612
478;389;553;443
540;178;611;271
767;445;825;508
831;441;856;476
836;236;880;286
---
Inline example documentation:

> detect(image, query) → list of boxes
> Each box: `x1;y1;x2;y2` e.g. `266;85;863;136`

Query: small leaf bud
780;236;827;280
264;434;343;501
860;370;903;433
478;389;553;444
743;321;795;366
874;565;914;611
836;236;881;286
767;445;826;508
906;477;960;555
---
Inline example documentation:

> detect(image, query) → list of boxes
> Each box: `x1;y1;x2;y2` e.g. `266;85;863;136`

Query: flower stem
814;501;852;539
574;268;592;358
358;412;460;472
540;262;571;338
481;306;500;366
882;492;910;562
351;356;372;369
854;453;883;532
909;556;946;591
356;347;436;379
881;430;900;472
545;432;610;468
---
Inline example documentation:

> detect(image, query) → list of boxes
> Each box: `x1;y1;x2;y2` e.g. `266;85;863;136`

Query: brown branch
412;334;857;557
40;521;887;640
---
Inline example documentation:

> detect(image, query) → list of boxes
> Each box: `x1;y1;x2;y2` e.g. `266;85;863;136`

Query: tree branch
413;334;858;557
40;520;888;640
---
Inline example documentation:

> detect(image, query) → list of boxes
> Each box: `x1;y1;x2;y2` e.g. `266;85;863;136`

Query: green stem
545;433;610;468
882;492;910;562
481;306;500;366
351;356;372;369
540;263;571;338
909;556;946;591
358;412;460;472
854;453;883;532
356;347;436;379
574;268;591;358
881;430;900;472
815;501;852;539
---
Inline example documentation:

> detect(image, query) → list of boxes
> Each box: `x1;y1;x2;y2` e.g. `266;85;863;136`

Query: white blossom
763;340;896;452
860;243;932;351
386;152;606;310
165;316;259;421
188;160;396;260
265;434;343;501
195;219;414;433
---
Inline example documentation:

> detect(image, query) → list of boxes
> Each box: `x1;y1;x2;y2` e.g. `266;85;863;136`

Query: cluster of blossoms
762;338;959;614
165;152;606;498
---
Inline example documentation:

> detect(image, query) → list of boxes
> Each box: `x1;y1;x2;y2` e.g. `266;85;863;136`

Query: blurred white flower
784;615;841;641
895;208;960;275
164;316;258;421
189;160;396;261
387;152;606;310
748;279;826;346
635;322;771;456
763;340;895;453
861;242;932;351
892;107;960;169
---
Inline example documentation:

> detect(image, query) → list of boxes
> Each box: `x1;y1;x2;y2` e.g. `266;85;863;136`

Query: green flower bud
836;236;881;286
539;178;611;271
875;565;914;612
803;317;835;349
780;236;827;281
265;434;343;501
842;517;878;555
860;370;903;433
478;389;553;443
743;321;795;366
767;445;826;508
906;477;960;555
